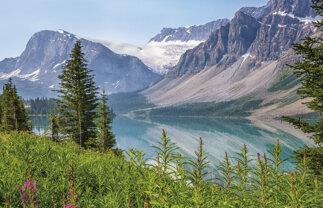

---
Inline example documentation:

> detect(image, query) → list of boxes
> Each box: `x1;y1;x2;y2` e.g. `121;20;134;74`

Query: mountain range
92;18;230;74
0;18;230;97
0;30;162;98
142;0;321;117
0;0;321;118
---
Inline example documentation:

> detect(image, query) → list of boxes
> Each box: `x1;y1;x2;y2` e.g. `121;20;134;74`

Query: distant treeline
24;97;57;115
134;96;263;118
24;90;154;116
24;97;116;118
108;91;154;114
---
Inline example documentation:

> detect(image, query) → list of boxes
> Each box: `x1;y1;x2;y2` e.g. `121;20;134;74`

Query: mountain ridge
0;30;162;98
92;19;230;74
142;0;320;118
149;19;230;43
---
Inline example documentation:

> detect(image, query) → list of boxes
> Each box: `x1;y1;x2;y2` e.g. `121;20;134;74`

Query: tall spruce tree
283;0;323;175
56;41;98;147
97;90;115;150
0;78;30;131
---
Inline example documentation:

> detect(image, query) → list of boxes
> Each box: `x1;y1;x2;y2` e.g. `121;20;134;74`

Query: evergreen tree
283;0;323;175
0;78;30;131
97;90;115;150
55;41;98;147
49;113;59;142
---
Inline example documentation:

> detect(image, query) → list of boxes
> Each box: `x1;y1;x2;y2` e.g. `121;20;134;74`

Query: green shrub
0;132;321;207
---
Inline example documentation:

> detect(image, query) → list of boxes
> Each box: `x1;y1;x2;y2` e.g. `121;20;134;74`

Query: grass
0;132;321;207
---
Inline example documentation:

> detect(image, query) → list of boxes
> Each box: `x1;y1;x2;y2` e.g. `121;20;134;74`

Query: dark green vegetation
55;41;99;147
96;90;116;150
1;2;322;206
268;69;300;92
283;0;323;176
24;97;57;115
0;79;30;131
52;41;116;152
0;132;321;207
108;91;155;114
291;112;322;124
135;96;262;118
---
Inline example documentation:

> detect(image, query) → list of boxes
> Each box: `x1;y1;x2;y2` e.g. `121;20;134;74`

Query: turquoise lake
31;115;313;169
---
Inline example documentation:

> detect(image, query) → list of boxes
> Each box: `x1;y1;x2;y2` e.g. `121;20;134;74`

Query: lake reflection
31;115;50;135
31;115;313;169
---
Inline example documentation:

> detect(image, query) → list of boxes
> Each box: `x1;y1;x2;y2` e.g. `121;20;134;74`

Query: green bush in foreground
0;132;321;207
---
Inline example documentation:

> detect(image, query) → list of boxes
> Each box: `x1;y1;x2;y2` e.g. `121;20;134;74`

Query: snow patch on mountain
114;80;120;89
241;48;254;65
88;38;203;74
272;11;322;24
0;69;40;81
85;19;229;74
0;69;21;80
53;60;66;69
19;69;40;81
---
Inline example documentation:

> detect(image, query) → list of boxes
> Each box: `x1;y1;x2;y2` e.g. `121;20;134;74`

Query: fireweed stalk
5;195;8;208
17;163;39;208
63;163;81;208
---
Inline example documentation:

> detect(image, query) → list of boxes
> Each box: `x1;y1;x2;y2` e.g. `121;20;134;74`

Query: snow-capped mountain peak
91;19;230;74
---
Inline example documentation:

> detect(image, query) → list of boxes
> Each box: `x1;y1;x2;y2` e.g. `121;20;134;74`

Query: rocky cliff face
239;0;273;20
167;11;261;78
149;19;230;42
271;0;316;17
0;30;162;98
143;0;320;107
166;24;230;78
227;12;261;56
167;0;318;79
250;0;317;61
250;11;314;61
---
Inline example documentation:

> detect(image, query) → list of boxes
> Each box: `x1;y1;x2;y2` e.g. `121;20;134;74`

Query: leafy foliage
187;138;210;208
0;132;321;207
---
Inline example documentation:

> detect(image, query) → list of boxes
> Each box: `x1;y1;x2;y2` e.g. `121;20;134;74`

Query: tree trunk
13;105;17;130
78;110;82;147
102;120;105;150
50;117;54;141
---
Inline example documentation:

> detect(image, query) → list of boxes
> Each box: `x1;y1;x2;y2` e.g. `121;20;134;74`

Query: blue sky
0;0;268;60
